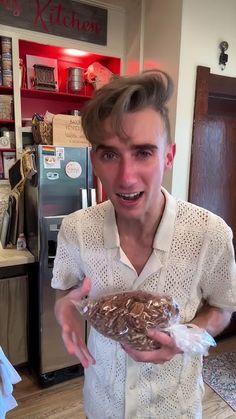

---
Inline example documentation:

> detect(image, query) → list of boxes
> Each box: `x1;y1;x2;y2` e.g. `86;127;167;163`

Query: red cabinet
19;39;120;121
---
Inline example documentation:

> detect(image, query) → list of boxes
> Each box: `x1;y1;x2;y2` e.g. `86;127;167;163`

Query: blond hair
81;69;173;145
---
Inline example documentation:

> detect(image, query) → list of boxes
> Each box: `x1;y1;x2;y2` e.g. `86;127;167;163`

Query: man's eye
136;150;152;159
102;151;117;160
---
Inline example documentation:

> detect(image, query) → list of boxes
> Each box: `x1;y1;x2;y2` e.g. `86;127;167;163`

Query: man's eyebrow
94;144;158;152
130;144;158;151
94;145;116;152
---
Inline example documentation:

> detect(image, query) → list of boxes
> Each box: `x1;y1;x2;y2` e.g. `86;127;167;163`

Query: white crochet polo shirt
52;188;236;419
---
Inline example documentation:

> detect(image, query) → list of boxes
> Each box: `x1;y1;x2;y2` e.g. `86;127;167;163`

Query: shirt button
129;384;136;390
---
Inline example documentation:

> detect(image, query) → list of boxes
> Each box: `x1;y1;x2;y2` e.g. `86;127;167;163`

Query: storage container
1;36;12;54
67;67;84;93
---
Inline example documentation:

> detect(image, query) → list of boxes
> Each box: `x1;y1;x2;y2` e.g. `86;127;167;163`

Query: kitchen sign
0;0;107;46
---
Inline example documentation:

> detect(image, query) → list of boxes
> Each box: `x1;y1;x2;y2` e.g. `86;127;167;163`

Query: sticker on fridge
47;172;59;180
43;155;61;169
42;145;56;155
56;147;65;160
65;161;82;179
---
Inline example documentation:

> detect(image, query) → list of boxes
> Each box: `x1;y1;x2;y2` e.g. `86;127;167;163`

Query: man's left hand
121;329;182;364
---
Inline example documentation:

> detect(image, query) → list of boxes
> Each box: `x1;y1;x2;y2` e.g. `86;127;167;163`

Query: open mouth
116;192;144;201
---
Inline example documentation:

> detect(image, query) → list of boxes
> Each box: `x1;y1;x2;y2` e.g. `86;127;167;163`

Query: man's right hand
54;277;96;368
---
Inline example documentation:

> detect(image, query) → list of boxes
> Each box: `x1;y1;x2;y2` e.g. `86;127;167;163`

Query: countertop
0;243;35;267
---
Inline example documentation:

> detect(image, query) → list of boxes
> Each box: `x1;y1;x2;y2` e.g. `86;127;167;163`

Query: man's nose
118;158;137;186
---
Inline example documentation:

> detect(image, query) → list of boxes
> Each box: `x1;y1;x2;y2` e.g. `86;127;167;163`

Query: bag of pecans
74;290;180;350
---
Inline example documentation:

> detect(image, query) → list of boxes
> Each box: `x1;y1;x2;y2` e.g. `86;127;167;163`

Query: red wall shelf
0;148;16;152
0;119;15;124
21;88;91;102
0;86;13;94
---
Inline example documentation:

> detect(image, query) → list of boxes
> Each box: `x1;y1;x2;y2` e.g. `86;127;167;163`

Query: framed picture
26;55;58;91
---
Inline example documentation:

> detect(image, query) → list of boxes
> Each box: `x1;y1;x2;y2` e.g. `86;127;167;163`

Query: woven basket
32;121;53;145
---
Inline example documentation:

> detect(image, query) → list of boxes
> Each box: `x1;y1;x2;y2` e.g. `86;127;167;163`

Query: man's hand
54;277;95;368
121;329;182;364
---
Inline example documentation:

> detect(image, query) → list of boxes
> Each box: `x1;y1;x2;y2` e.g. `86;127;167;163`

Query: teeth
118;192;141;200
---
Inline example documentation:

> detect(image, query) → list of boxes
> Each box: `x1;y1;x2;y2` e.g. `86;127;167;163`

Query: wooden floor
7;336;236;419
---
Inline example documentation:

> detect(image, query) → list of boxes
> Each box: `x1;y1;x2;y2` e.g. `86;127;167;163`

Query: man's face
91;108;176;222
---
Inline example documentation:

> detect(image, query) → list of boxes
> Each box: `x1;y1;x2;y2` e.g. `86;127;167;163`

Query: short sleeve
51;214;85;290
200;218;236;311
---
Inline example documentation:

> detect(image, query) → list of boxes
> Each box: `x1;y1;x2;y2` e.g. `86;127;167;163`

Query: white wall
172;0;236;200
124;0;142;75
142;0;182;191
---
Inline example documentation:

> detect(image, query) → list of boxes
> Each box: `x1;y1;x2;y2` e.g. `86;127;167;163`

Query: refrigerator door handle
48;256;55;268
96;177;103;203
81;188;88;209
90;188;97;207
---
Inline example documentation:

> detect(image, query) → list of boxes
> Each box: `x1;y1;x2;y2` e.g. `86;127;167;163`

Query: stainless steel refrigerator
25;145;95;386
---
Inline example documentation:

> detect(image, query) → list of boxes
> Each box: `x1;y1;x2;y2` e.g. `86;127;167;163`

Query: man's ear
165;143;176;169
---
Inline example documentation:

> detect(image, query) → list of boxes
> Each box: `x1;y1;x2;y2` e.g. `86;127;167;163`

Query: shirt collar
152;187;177;251
104;201;120;249
103;187;177;252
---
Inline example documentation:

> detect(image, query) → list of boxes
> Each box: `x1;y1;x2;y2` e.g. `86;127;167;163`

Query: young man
52;70;236;419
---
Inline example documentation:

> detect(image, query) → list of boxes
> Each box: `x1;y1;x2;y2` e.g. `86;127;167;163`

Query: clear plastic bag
74;290;180;350
73;290;216;355
166;323;216;356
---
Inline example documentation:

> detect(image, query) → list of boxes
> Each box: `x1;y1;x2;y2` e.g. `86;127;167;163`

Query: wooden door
189;66;236;252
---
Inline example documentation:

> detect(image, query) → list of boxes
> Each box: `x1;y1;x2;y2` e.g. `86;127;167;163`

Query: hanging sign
0;0;107;46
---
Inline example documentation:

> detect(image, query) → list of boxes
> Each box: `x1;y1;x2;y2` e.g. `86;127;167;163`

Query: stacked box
0;95;13;120
1;37;13;87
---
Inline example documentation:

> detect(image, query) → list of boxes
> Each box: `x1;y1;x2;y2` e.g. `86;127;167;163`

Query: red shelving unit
19;39;120;119
0;86;13;94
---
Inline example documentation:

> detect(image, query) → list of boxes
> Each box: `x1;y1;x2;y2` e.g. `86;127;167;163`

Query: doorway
189;66;236;253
